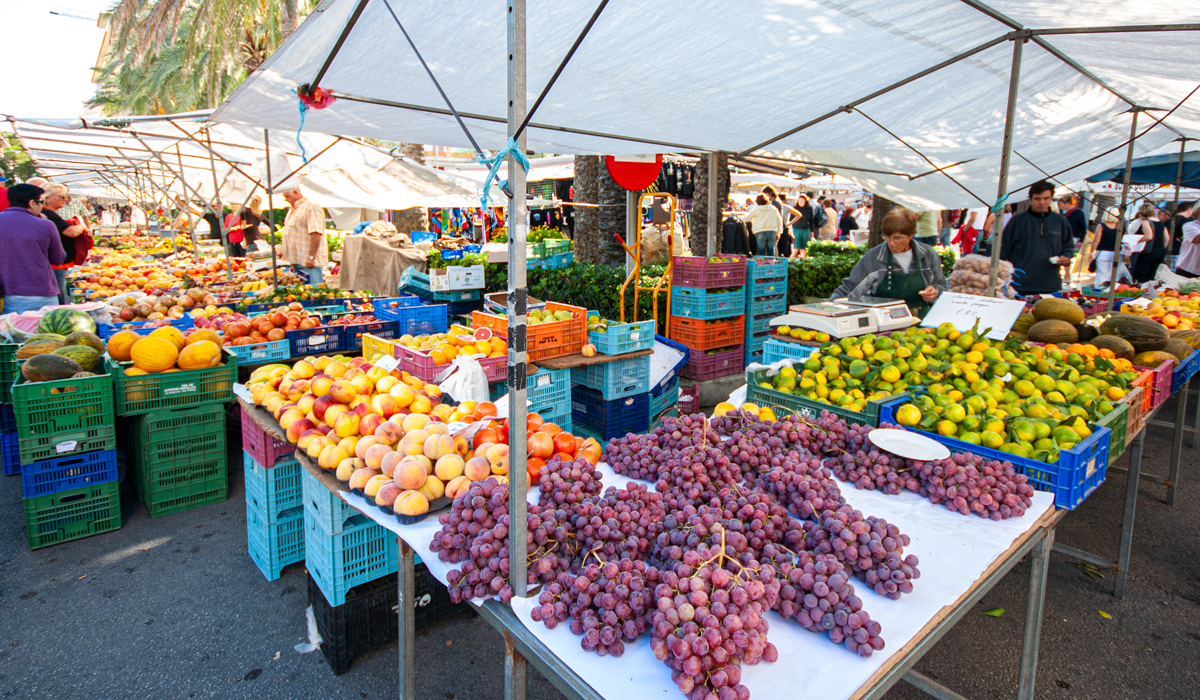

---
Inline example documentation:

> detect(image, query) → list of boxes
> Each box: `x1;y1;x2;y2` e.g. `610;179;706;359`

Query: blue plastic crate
745;348;764;366
2;432;19;476
302;468;357;536
587;316;656;355
398;304;449;336
20;449;118;499
244;298;360;315
650;377;680;418
1172;349;1200;394
746;294;786;318
671;287;745;320
0;403;14;433
337;319;400;351
745;312;779;334
746;256;788;282
305;510;399;606
745;330;773;354
747;277;787;297
247;504;306;582
441;249;465;261
446;299;482;318
651;335;691;397
371;295;425;319
572;355;651;400
541;404;573;433
571;387;650;441
878;399;1109;510
96;315;194;339
409;230;436;244
229;339;291;364
286;325;345;356
244;453;303;523
762;339;816;365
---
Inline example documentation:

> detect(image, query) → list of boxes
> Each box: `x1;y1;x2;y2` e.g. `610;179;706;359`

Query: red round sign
604;154;663;191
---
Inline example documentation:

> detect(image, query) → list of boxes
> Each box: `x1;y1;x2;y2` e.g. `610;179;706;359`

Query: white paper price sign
374;355;400;372
307;335;326;348
920;292;1026;340
56;440;78;454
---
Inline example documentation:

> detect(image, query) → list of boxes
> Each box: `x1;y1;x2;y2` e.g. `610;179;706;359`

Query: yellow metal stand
615;193;676;335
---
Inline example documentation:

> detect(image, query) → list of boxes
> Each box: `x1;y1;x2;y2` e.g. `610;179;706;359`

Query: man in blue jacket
1000;181;1074;295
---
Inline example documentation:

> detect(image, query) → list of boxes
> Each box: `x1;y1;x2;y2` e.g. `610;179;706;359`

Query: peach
366;366;387;381
355;436;379;460
312;356;333;371
434;454;465;481
374;421;403;446
318;444;349;471
350;375;375;397
296;393;316;415
401;412;431;433
398;429;429;456
395;490;429;516
423;434;457;461
307;436;334;460
370;393;398;418
364;443;392;470
395;459;428;491
291;360;316;379
424;421;449;436
464;456;491;481
376;482;402;509
323;403;348;427
325;360;349;378
418;474;445;501
444;475;472;500
487;444;510;475
286;379;310;402
263;393;288;416
312;395;336;422
328;379;356;405
380;450;405;478
348;357;368;369
348;468;377;493
375;375;399;394
278;408;304;431
343;367;364;380
251;383;273;405
410;394;432;415
358;413;384;438
336;457;362;482
315;421;331;435
364;474;391;499
453;435;470;457
310;373;334;397
389;383;416;408
338;435;360;457
333;411;361;438
296;428;324;450
284;416;315;443
351;400;372;416
278;377;294;397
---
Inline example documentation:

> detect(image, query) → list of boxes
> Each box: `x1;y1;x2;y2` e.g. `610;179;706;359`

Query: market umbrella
1086;150;1200;188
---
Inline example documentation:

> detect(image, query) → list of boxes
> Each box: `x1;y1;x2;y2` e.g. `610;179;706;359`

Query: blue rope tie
477;137;530;211
292;88;310;164
990;193;1010;214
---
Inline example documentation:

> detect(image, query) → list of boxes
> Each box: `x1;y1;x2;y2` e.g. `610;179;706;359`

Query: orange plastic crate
472;302;587;362
669;315;745;351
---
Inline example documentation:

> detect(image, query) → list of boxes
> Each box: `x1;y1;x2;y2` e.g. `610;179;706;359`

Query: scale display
773;297;917;338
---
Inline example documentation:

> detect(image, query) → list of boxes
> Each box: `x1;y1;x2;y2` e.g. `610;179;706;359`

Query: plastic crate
247;504;306;581
571;387;650;441
1136;359;1174;410
397;344;507;384
473;302;587;362
1172;349;1200;394
20;449;118;499
370;295;424;315
1095;398;1130;467
651;335;691;396
571;355;651;400
746;294;786;318
400;267;482;303
243;297;363;315
528;238;572;259
0;403;14;433
95;315;195;339
1123;385;1147;449
446;299;481;318
107;348;237;417
374;302;448;336
541;404;573;433
746;256;788;283
336;319;399;351
587;317;656;355
229;339;291;364
134;405;226;465
671;287;745;320
526;368;572;416
3;431;21;475
302;467;357;536
747;277;787;298
672;256;747;289
244;453;303;521
878;399;1109;510
679;345;743;381
285;325;345;357
670;315;745;352
308;566;468;675
745;330;773;354
0;343;15;403
12;372;116;464
762;339;816;365
745;348;763;366
139;452;228;518
745;366;903;427
305;510;400;606
241;406;295;468
24;481;122;549
528;252;574;270
650;377;680;418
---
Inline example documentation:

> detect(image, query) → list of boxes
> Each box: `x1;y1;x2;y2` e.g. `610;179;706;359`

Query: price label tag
56;440;78;454
537;374;551;387
374;356;399;372
629;331;641;341
307;335;326;347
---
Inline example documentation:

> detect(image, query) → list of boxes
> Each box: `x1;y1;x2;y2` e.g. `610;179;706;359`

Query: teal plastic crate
571;355;650;400
229;339;291;364
587;316;656;355
746;256;788;282
528;251;574;269
245;453;303;523
670;287;745;320
747;294;786;318
762;339;816;365
650;377;680;418
747;278;787;297
302;467;357;536
247;503;306;581
305;510;399;606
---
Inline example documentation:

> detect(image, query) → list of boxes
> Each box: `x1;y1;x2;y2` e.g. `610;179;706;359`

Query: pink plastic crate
679;344;744;381
241;406;294;468
672;256;747;289
1134;359;1174;410
397;344;507;383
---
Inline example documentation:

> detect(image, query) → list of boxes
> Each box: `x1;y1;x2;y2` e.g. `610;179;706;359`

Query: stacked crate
303;468;398;606
571;358;651;440
670;256;747;382
108;348;237;517
743;257;789;366
1;343;17;476
241;406;305;580
12;367;120;549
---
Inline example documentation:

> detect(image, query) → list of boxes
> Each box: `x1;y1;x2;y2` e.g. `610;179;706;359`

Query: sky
0;1;112;122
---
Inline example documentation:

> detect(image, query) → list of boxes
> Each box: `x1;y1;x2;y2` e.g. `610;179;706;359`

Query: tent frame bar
987;37;1026;296
299;0;372;97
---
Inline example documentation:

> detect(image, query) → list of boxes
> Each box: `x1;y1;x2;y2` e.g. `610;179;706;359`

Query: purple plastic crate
672;256;747;289
679;345;744;381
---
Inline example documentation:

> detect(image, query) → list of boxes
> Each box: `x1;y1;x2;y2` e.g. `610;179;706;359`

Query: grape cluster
908;452;1035;519
654;445;744;508
566;482;666;559
828;445;908;494
803;509;919;600
538;455;603;508
605;414;719;481
531;557;656;657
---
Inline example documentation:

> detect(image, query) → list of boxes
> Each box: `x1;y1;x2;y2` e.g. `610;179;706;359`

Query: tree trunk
573;155;625;266
868;197;898;248
690;153;729;257
281;0;301;41
392;143;429;232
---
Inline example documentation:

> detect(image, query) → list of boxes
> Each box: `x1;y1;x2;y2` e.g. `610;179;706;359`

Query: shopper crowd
0;178;96;314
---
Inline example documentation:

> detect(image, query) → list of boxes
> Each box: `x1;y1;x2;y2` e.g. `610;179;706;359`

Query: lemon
895;404;922;427
777;326;791;335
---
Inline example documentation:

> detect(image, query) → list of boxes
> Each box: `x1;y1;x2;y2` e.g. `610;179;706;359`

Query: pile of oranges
397;324;507;365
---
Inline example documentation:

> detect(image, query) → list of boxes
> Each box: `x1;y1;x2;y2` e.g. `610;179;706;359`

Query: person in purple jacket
0;184;66;315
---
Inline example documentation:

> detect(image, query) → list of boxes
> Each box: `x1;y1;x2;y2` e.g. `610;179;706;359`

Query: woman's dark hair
7;184;44;209
755;194;768;206
761;185;778;199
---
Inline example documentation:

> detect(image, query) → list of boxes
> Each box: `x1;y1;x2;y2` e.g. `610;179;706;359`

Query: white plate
868;428;950;461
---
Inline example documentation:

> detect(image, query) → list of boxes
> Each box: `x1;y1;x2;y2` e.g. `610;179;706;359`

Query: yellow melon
177;340;222;370
106;330;141;362
185;328;222;347
130;337;178;373
149;326;186;351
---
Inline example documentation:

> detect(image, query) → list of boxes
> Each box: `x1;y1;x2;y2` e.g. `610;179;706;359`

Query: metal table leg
1114;430;1144;599
398;538;416;700
505;631;528;700
1191;374;1200;448
1168;377;1189;505
1018;527;1054;699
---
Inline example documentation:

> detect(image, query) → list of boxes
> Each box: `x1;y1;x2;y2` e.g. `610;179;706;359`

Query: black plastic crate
307;564;469;675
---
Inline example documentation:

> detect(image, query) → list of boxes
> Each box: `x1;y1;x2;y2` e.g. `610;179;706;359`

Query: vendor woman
830;206;947;317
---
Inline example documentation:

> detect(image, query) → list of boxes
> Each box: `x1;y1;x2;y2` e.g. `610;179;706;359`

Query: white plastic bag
437;355;490;404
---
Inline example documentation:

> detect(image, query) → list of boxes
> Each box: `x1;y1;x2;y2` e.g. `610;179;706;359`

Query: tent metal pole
987;35;1026;297
299;0;371;97
175;144;199;257
166;121;268;191
264;129;280;288
708;152;719;256
1108;110;1141;311
505;2;530;700
1170;139;1187;260
205;128;235;283
1033;24;1200;35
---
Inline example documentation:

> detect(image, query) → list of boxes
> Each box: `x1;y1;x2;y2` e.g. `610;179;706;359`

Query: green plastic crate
24;481;122;549
12;371;116;464
744;367;901;428
0;343;15;403
140;468;229;518
1094;401;1129;467
107;348;238;416
133;405;226;469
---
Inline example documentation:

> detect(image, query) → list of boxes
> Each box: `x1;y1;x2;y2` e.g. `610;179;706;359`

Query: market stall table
339;234;427;295
242;401;1061;700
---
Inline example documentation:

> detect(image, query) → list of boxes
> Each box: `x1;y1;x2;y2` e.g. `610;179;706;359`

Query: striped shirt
282;197;328;267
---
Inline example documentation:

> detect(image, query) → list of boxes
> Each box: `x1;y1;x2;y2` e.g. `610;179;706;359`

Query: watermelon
52;345;102;373
36;309;97;336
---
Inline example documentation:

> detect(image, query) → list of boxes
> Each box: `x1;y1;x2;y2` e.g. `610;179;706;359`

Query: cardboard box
429;265;485;291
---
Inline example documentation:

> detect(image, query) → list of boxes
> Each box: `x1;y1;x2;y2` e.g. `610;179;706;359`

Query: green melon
1132;350;1178;368
1090;334;1135;360
1100;315;1169;353
36;309;97;336
1032;298;1085;325
1011;314;1037;334
52;345;101;373
1162;338;1194;360
20;353;82;382
1027;319;1078;344
63;330;105;354
15;339;65;360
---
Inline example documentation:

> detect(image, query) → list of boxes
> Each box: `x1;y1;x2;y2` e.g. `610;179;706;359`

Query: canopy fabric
1086;150;1200;189
210;0;1200;209
449;155;574;183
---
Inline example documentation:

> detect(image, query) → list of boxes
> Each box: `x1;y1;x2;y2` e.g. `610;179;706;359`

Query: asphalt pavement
1;395;1198;700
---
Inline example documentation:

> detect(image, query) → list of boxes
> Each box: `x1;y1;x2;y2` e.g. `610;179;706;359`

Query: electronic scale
770;296;917;338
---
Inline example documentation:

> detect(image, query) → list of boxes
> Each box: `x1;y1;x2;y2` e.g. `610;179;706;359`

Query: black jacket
999;210;1074;294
